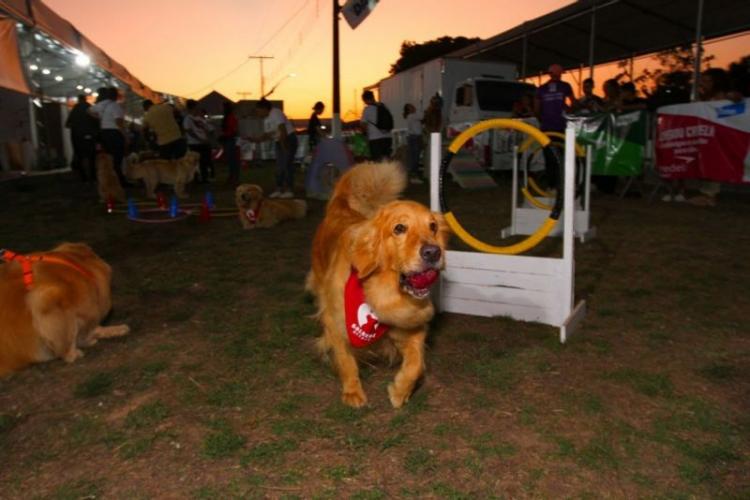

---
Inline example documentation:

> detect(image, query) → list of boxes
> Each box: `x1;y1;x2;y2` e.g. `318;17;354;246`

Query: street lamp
263;73;296;98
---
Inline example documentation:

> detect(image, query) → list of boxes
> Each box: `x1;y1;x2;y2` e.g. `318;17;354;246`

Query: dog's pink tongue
407;269;439;289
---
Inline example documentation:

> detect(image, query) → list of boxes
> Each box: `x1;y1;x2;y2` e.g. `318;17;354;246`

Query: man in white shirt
251;99;299;198
183;99;214;182
89;87;129;186
360;90;392;161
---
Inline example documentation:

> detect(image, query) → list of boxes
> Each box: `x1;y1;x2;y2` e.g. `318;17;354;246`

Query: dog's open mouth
400;269;440;299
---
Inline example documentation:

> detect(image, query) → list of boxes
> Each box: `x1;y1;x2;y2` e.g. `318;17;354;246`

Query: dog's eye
429;222;437;234
393;223;407;235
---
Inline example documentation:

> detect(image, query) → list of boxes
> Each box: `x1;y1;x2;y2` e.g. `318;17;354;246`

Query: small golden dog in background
307;162;449;408
125;151;199;199
96;153;126;203
0;243;129;377
235;184;307;229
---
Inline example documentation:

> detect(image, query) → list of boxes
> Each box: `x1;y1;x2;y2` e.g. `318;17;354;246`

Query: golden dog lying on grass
0;243;129;377
235;184;307;229
307;162;449;408
125;151;199;199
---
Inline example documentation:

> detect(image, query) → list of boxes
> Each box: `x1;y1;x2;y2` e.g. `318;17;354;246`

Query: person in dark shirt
618;82;648;112
534;64;577;190
307;101;325;151
574;78;604;114
66;94;99;182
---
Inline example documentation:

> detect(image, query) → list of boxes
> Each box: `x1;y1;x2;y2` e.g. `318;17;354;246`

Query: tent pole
690;0;705;101
588;2;596;80
521;32;528;80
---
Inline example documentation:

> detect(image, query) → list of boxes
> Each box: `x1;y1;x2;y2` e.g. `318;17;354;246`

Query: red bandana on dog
345;268;389;348
244;201;262;225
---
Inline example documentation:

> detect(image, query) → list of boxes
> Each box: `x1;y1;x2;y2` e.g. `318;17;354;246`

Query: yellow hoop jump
440;119;561;255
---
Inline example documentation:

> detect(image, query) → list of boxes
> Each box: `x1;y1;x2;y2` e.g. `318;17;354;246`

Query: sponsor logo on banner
716;101;746;119
342;0;380;29
656;100;750;183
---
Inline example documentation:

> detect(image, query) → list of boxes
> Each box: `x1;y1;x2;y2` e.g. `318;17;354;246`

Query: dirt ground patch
1;164;748;499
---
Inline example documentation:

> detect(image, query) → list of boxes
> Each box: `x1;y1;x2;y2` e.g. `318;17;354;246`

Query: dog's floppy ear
350;220;382;279
434;212;452;245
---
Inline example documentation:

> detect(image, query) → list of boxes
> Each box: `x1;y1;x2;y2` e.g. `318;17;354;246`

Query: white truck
373;57;536;169
375;57;534;129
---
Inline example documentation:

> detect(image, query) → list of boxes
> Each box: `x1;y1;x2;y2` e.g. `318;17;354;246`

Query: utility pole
332;0;341;139
248;55;274;97
236;91;253;100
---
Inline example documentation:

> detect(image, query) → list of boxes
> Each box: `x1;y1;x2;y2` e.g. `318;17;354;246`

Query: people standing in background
403;103;423;184
601;79;621;112
688;68;740;207
423;94;443;135
360;90;392;161
142;100;186;159
66;94;99;182
90;87;129;187
220;101;240;186
618;82;648;112
534;63;577;190
574;78;604;114
251;99;298;198
307;101;325;151
183;99;214;183
512;93;536;118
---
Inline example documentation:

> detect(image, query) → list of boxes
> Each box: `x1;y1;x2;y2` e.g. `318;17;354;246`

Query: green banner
571;111;647;176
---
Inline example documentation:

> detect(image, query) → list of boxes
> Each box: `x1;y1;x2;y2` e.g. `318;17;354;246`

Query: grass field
0;162;748;499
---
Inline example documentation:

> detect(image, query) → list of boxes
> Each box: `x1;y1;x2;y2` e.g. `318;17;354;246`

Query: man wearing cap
534;63;577;190
307;101;325;151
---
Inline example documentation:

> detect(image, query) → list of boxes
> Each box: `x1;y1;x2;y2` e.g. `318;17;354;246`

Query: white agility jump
430;122;586;343
501;138;596;244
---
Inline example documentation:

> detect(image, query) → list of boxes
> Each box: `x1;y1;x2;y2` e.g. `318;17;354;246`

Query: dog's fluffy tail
332;162;406;218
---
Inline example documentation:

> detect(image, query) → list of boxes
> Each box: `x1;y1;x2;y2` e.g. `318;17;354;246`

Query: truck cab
449;77;536;124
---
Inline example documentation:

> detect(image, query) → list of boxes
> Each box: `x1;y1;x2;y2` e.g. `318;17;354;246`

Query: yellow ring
521;187;553;210
444;212;557;255
448;119;550;154
528;177;550;198
519;131;585;157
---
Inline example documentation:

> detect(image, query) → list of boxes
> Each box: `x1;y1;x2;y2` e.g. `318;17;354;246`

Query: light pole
332;0;341;140
248;55;274;97
263;73;297;98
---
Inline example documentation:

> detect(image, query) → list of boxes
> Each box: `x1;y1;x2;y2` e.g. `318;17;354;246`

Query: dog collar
244;200;263;225
1;249;95;290
345;268;389;348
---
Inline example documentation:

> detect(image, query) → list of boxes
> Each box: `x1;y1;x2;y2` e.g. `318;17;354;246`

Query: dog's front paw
341;388;368;408
63;348;84;363
388;383;412;409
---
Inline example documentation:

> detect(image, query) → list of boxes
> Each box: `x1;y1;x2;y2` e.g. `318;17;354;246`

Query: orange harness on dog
0;249;95;290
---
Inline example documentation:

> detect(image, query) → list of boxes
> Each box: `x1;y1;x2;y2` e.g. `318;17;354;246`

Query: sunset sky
45;0;749;119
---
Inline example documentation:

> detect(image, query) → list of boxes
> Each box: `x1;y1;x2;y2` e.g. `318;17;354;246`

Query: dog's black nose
420;244;441;263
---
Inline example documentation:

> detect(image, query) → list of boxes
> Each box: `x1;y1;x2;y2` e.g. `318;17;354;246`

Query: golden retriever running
307;162;449;408
235;184;307;229
125;151;199;199
0;243;129;377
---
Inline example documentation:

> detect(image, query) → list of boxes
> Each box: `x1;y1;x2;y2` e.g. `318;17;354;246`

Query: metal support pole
588;3;596;80
332;0;342;139
521;33;528;80
691;0;705;101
